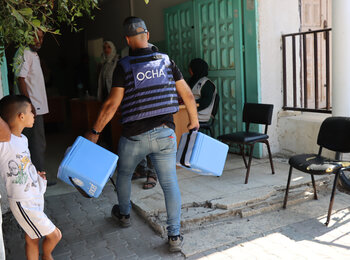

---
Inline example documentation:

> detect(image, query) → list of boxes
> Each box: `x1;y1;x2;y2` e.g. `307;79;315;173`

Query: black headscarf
187;58;209;89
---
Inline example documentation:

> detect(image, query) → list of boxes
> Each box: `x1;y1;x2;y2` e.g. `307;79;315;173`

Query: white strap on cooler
179;130;198;167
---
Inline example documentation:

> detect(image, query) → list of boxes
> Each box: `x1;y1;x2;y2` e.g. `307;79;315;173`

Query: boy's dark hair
0;95;32;124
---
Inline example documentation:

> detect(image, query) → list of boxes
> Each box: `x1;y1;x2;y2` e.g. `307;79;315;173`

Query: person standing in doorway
85;16;199;252
14;29;55;186
97;41;119;102
96;41;119;150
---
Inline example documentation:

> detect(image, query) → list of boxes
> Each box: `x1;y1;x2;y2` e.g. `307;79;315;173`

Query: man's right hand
85;87;124;145
84;131;99;143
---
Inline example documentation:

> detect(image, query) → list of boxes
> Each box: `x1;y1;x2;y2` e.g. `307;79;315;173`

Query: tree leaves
18;8;33;17
10;9;24;24
0;0;99;58
32;19;41;27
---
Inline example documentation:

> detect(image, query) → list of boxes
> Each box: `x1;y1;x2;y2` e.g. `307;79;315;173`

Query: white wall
257;0;300;155
332;0;350;116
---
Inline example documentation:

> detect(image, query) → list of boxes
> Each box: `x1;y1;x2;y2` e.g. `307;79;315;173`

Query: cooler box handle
179;129;197;168
69;177;92;198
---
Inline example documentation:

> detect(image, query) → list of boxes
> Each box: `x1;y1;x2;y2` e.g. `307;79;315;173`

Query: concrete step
133;175;333;236
181;189;350;257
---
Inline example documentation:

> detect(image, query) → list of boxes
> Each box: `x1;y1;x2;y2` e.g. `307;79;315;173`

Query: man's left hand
187;121;200;131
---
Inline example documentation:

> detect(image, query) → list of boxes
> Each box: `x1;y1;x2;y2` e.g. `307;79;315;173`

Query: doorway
164;0;247;137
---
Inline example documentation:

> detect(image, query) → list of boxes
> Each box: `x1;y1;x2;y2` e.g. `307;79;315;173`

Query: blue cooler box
176;131;228;176
58;136;118;198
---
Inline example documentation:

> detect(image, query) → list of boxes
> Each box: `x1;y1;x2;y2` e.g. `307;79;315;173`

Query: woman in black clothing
188;58;216;122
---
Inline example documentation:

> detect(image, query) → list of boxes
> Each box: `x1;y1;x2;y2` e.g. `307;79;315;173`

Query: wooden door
301;0;331;108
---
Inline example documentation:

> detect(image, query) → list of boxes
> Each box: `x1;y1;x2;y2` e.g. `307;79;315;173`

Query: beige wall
278;112;332;157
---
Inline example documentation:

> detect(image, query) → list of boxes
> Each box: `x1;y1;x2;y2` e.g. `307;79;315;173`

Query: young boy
0;95;61;260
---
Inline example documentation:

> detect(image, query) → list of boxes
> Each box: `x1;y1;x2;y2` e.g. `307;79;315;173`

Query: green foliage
0;0;99;58
0;0;151;61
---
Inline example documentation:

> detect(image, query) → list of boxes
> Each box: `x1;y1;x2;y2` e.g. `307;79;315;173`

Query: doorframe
242;0;262;157
242;0;260;104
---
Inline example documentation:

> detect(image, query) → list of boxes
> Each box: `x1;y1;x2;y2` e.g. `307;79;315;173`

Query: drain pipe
129;0;134;16
332;0;350;116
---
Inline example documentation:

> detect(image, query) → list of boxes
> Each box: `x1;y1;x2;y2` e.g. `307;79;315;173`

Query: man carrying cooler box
85;16;199;252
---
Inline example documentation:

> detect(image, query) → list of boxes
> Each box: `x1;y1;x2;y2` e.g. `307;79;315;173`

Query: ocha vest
119;52;179;124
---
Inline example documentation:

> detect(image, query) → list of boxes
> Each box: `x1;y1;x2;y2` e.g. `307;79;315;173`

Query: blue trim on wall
242;0;262;157
1;52;9;96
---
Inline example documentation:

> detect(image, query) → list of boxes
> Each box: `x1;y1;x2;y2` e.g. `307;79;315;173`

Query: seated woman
187;58;216;122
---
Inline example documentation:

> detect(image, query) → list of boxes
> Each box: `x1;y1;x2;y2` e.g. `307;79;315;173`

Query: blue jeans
116;126;181;236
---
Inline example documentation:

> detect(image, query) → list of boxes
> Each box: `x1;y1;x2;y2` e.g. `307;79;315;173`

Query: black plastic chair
283;117;350;226
199;93;220;137
218;103;274;184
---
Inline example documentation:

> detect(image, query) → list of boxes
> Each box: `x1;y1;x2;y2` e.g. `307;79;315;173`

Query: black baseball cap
123;17;148;37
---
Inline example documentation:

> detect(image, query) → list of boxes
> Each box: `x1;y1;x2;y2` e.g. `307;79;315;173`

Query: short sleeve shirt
112;47;183;137
0;134;47;201
14;48;49;115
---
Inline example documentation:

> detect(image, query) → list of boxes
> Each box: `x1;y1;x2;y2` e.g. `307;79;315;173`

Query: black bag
339;170;350;191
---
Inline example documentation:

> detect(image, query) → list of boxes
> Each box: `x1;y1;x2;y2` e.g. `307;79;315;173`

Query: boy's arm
175;79;200;130
38;171;46;180
0;117;11;142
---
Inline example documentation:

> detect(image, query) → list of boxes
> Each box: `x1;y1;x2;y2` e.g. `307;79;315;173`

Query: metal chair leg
264;140;275;174
325;170;340;226
283;166;293;208
239;144;248;168
244;144;255;184
311;174;318;200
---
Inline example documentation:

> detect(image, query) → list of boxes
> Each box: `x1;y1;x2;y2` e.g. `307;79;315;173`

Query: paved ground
3;131;350;259
3;182;350;259
3;184;184;260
